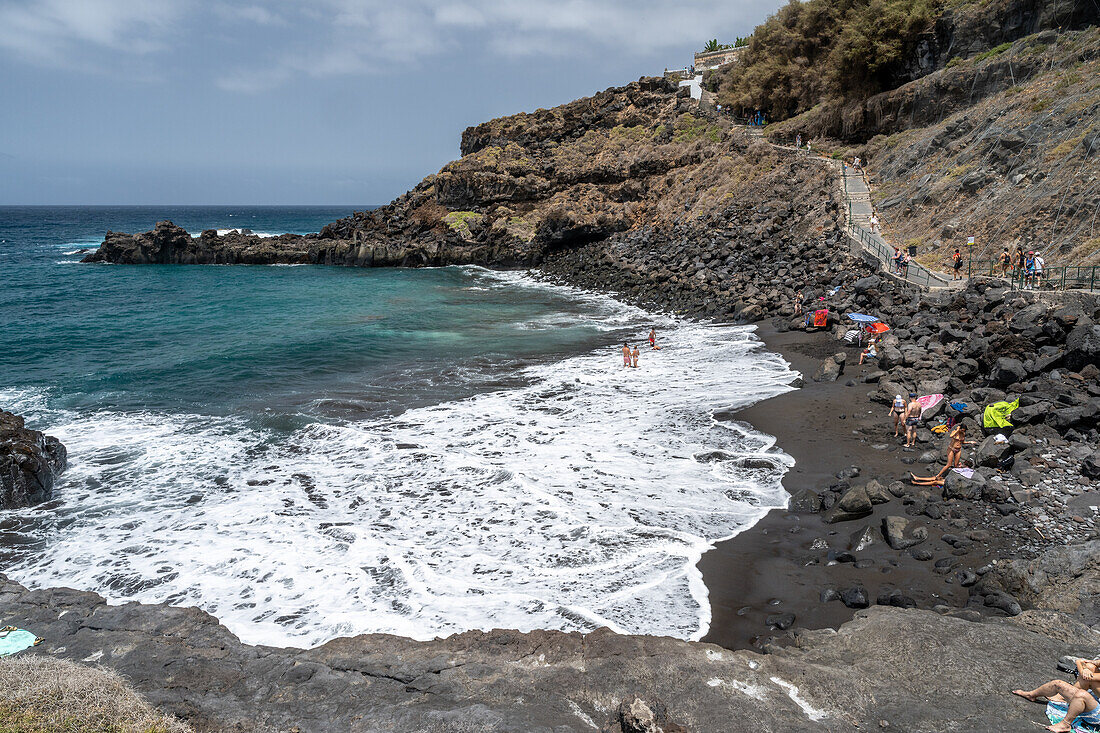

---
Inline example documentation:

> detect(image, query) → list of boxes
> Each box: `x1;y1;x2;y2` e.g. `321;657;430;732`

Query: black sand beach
700;324;1000;649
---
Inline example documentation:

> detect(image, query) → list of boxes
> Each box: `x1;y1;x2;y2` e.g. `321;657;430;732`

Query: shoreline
700;322;985;649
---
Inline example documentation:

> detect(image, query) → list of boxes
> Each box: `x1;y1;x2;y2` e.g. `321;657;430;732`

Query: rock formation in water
0;410;66;510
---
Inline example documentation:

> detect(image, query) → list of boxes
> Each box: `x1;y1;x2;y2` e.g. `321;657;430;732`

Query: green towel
0;628;40;656
983;399;1019;428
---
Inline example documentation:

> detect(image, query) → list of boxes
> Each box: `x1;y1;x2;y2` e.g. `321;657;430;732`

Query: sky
0;1;781;205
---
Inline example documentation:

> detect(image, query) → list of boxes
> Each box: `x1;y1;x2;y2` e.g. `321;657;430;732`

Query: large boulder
990;357;1027;386
881;516;929;550
824;485;874;523
975;436;1013;468
813;352;847;382
1064;324;1100;371
942;469;986;501
0;411;67;510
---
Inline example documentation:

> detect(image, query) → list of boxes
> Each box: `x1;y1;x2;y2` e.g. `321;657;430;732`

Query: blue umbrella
846;313;880;346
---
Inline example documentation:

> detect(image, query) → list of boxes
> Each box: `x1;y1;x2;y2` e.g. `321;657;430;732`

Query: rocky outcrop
85;78;756;271
2;573;1096;732
0;410;66;510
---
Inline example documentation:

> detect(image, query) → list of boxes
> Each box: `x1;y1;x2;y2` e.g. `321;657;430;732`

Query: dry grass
0;655;190;733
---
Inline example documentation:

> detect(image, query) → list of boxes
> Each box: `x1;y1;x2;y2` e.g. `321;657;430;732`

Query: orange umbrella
869;322;890;334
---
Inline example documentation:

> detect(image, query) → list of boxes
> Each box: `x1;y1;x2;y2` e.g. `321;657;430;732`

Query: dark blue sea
0;206;795;647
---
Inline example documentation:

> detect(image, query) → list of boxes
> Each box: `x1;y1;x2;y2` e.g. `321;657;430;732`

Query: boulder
1064;324;1100;371
990;357;1027;386
882;516;929;550
788;488;822;513
864;479;893;505
813;353;847;382
841;586;870;609
1;410;67;510
849;525;877;552
975;436;1013;468
1083;451;1100;479
824;486;874;523
942;469;986;501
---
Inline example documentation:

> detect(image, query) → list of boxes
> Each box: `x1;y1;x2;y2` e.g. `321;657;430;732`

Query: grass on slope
0;656;190;733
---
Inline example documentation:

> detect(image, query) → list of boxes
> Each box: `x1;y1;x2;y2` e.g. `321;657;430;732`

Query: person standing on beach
622;343;631;367
890;394;906;437
631;345;640;368
648;328;657;349
903;393;922;447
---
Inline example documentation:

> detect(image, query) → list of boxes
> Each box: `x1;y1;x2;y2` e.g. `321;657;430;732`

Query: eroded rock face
0;411;66;509
1;574;1095;733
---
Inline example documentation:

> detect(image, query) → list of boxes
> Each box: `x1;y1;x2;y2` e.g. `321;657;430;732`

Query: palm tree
703;39;721;52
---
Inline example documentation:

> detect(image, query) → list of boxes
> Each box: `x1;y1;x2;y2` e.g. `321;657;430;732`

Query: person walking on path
1025;251;1036;289
1033;251;1045;289
1015;246;1026;278
869;213;880;235
998;248;1011;277
952;248;963;280
622;343;632;367
903;393;922;447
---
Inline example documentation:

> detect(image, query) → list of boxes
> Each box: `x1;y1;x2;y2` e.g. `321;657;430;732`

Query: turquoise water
0;206;622;420
0;206;796;647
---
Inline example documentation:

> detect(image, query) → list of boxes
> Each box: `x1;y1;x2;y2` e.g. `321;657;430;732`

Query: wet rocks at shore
0;410;66;510
2;571;1096;733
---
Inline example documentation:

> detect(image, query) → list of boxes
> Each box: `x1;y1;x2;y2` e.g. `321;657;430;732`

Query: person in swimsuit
903;393;922;447
622;343;631;367
794;291;803;316
998;248;1011;277
909;425;977;484
890;394;906;437
1014;659;1100;733
631;345;640;368
952;248;963;280
648;328;657;349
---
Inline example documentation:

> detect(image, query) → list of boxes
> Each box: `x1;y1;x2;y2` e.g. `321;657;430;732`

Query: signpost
967;236;975;278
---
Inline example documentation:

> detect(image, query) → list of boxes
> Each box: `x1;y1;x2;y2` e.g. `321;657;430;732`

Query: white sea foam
1;272;797;648
187;228;278;238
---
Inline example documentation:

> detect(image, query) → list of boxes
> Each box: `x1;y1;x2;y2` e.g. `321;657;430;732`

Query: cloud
0;0;774;88
0;0;182;66
215;0;771;92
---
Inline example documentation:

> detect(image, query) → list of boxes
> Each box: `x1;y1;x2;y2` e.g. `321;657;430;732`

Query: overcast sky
0;1;780;205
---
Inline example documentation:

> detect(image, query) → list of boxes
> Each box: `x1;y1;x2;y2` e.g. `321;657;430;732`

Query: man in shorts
952;248;963;280
904;392;922;447
622;343;631;367
1033;251;1045;289
998;248;1011;277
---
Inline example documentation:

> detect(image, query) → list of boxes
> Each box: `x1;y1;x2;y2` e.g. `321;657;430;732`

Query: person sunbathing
1013;659;1100;732
909;426;977;485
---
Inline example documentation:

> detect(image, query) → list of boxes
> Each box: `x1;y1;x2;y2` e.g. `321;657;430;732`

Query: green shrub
716;0;942;119
945;56;962;68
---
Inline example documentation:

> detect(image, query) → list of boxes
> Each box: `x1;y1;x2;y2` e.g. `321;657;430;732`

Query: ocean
0;206;796;647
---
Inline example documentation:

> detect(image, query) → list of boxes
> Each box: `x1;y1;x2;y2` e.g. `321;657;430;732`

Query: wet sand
699;323;991;650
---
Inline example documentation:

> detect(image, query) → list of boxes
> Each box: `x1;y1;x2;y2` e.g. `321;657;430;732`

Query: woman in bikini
889;394;906;437
909;425;976;485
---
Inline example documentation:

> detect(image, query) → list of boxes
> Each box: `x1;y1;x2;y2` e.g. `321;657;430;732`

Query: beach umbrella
869;322;890;334
983;399;1020;428
846;313;879;345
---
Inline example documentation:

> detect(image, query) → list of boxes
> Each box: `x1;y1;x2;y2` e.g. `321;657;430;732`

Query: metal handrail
961;260;1100;291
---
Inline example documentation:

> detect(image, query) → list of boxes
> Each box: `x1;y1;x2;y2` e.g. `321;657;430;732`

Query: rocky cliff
85;77;756;269
0;410;66;510
2;569;1096;732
